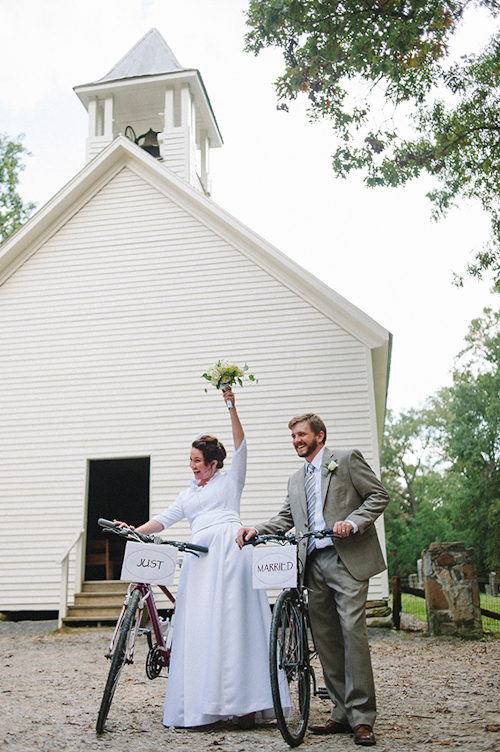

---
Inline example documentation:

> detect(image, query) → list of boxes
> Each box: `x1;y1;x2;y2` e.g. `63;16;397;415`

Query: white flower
324;459;338;475
202;360;257;391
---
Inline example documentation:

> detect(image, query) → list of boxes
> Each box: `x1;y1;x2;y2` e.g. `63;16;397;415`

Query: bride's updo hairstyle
192;435;227;469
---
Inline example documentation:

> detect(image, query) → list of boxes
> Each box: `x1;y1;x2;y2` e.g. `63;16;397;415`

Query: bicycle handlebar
98;517;150;542
242;528;344;547
97;518;209;554
172;541;209;554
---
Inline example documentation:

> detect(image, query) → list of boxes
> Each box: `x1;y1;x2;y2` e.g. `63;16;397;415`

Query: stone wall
366;599;392;628
422;542;482;638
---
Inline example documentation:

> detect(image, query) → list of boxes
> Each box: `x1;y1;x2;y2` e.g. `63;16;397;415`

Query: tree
382;407;443;516
381;305;500;576
438;305;500;573
379;302;500;576
381;407;459;576
0;134;36;244
245;0;500;285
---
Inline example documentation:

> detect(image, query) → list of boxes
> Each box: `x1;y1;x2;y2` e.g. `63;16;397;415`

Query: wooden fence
391;576;500;631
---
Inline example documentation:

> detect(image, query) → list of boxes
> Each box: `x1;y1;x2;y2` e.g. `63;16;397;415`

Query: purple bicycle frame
105;581;176;668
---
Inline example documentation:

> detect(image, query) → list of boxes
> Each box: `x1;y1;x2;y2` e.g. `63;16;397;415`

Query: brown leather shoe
308;719;352;735
353;724;376;746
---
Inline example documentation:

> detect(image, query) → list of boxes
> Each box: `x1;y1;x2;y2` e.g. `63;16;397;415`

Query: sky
1;0;498;414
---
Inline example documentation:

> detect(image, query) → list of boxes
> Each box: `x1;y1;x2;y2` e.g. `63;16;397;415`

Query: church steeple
73;29;222;195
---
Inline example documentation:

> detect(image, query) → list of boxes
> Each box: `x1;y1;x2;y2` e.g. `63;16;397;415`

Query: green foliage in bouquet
202;360;258;392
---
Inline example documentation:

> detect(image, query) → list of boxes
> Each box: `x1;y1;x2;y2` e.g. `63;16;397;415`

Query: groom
237;413;389;746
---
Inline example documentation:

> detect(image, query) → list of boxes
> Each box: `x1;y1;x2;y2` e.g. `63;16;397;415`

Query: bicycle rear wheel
96;588;141;734
270;589;311;746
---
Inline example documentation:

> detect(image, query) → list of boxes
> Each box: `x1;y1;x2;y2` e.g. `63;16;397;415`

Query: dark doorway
85;457;150;580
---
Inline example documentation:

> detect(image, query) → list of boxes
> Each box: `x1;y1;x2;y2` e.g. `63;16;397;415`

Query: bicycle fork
104;584;148;665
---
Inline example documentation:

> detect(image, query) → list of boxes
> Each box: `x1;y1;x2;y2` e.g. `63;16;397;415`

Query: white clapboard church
0;30;392;623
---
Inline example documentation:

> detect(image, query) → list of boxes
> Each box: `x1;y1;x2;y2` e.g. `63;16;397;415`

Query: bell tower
73;29;222;195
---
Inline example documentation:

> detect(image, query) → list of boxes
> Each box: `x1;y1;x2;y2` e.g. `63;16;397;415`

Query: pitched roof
73;29;223;147
97;28;183;83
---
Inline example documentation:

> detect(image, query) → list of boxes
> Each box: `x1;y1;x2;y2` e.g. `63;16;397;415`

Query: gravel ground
1;619;499;752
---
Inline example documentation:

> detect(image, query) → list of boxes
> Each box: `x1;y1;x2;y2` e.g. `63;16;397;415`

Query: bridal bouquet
202;360;257;407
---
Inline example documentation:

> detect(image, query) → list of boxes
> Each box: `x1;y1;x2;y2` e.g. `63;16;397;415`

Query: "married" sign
252;546;297;589
120;541;178;585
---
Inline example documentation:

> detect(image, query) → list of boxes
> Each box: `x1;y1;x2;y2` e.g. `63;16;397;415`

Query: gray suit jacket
257;447;389;582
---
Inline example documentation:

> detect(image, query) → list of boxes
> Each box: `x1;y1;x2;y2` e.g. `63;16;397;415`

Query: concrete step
62;614;119;625
62;580;129;625
73;592;127;608
82;580;129;594
65;604;123;619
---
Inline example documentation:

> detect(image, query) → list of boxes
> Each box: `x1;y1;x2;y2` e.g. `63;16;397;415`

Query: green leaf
0;133;37;243
244;1;500;286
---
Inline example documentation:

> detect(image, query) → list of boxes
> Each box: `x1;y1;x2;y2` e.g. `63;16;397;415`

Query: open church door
85;457;150;580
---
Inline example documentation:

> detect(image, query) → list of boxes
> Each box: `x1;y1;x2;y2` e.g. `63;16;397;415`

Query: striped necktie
305;462;316;554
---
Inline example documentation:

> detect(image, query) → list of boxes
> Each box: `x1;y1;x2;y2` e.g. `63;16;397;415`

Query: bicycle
244;528;340;747
95;518;209;735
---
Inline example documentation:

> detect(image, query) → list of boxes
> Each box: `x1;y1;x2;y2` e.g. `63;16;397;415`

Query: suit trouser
305;547;376;728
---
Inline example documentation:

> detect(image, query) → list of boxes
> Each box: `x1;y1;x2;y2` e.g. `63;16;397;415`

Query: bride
115;386;274;728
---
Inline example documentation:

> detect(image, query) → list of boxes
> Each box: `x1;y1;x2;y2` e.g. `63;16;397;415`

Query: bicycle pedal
316;686;330;698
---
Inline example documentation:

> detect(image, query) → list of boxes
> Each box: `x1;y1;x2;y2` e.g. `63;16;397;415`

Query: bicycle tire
270;589;311;747
96;588;141;734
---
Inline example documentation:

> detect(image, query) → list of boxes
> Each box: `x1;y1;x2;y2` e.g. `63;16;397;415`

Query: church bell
136;128;161;158
125;126;161;159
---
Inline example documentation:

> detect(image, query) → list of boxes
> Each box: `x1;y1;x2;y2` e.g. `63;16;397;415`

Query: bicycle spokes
270;590;311;746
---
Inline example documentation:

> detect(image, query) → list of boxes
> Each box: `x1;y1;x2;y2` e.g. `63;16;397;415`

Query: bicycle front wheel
270;589;311;746
96;588;141;734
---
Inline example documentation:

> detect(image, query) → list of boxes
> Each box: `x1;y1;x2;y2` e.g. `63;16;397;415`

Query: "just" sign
120;541;178;585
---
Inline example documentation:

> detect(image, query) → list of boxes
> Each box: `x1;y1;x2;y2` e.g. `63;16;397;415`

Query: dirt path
1;621;499;752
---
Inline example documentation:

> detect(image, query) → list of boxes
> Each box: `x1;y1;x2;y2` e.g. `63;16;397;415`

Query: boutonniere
324;459;338;476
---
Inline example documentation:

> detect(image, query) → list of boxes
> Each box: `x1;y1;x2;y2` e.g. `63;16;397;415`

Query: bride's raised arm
222;386;244;450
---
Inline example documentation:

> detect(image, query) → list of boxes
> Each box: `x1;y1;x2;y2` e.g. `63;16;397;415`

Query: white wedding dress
153;437;275;727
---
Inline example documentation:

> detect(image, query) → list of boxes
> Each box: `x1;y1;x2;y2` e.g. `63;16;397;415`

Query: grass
400;593;427;625
481;592;500;635
390;592;500;636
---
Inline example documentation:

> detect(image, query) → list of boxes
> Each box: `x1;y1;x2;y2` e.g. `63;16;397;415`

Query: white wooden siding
87;135;113;163
160;129;199;191
0;166;386;610
161;132;186;177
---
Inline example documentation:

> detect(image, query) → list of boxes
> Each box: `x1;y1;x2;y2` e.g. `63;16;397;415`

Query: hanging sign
120;541;178;585
252;545;297;589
